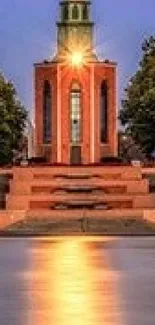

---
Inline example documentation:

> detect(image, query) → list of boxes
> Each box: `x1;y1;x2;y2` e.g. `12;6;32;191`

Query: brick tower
34;0;118;165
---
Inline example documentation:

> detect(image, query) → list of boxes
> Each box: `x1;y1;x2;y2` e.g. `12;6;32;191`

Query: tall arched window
100;81;108;143
83;4;88;20
70;83;81;143
72;4;79;20
62;4;68;20
43;81;51;144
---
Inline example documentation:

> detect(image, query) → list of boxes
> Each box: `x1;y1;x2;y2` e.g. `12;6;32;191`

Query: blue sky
0;0;155;116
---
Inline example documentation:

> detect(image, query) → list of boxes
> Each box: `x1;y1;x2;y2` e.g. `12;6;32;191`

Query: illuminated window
43;81;51;144
100;81;108;143
70;86;81;143
72;4;79;20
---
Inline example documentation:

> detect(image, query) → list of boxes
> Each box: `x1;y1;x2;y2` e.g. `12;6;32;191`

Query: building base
0;165;155;231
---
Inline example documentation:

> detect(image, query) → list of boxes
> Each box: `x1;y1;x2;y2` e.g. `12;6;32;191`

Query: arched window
83;4;88;20
43;81;51;144
62;5;68;20
100;81;108;143
70;83;81;143
72;4;79;20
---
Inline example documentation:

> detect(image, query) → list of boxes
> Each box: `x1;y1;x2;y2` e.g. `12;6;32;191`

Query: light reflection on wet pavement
0;236;155;325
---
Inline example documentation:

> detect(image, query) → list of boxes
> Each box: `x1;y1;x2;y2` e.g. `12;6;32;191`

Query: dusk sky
0;0;155;118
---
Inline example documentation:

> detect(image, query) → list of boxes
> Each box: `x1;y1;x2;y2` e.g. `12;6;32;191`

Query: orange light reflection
27;237;123;325
52;239;98;325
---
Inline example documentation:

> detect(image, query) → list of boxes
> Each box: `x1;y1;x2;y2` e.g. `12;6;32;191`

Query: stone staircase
4;166;155;222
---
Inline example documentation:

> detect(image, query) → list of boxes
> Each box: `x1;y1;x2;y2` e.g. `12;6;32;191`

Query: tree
118;131;146;163
0;72;27;165
120;36;155;156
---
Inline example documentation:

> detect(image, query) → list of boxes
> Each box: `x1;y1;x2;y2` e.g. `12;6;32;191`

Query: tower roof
60;0;91;5
61;0;90;3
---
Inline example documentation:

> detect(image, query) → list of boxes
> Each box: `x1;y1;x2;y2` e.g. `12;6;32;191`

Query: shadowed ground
2;217;155;236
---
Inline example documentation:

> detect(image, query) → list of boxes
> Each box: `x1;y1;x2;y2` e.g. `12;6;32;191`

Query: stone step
9;179;149;195
12;166;143;181
33;185;105;194
54;186;102;193
25;208;150;220
7;193;155;210
1;166;155;231
53;200;108;210
0;208;155;231
30;199;133;210
54;174;94;180
33;172;141;181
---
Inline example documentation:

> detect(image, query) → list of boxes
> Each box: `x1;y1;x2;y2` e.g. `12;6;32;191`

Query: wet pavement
0;236;155;325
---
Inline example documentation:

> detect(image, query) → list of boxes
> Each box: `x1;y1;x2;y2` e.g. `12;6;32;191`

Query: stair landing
0;165;155;230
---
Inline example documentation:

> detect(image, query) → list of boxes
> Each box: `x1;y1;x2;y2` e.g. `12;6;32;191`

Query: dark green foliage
118;132;146;162
120;36;155;156
0;73;27;164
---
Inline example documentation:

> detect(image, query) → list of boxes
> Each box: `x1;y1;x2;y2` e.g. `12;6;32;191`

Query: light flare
70;52;84;67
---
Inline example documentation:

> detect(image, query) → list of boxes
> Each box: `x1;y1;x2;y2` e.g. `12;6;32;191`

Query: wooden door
70;146;81;165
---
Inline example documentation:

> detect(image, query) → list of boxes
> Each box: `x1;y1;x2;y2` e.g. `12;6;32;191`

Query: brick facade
34;60;118;164
34;0;118;165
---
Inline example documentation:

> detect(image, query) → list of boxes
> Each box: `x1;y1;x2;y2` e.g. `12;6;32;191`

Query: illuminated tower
57;0;96;61
34;0;118;164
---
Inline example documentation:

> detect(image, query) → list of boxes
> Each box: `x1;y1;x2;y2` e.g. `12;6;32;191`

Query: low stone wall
0;211;26;230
